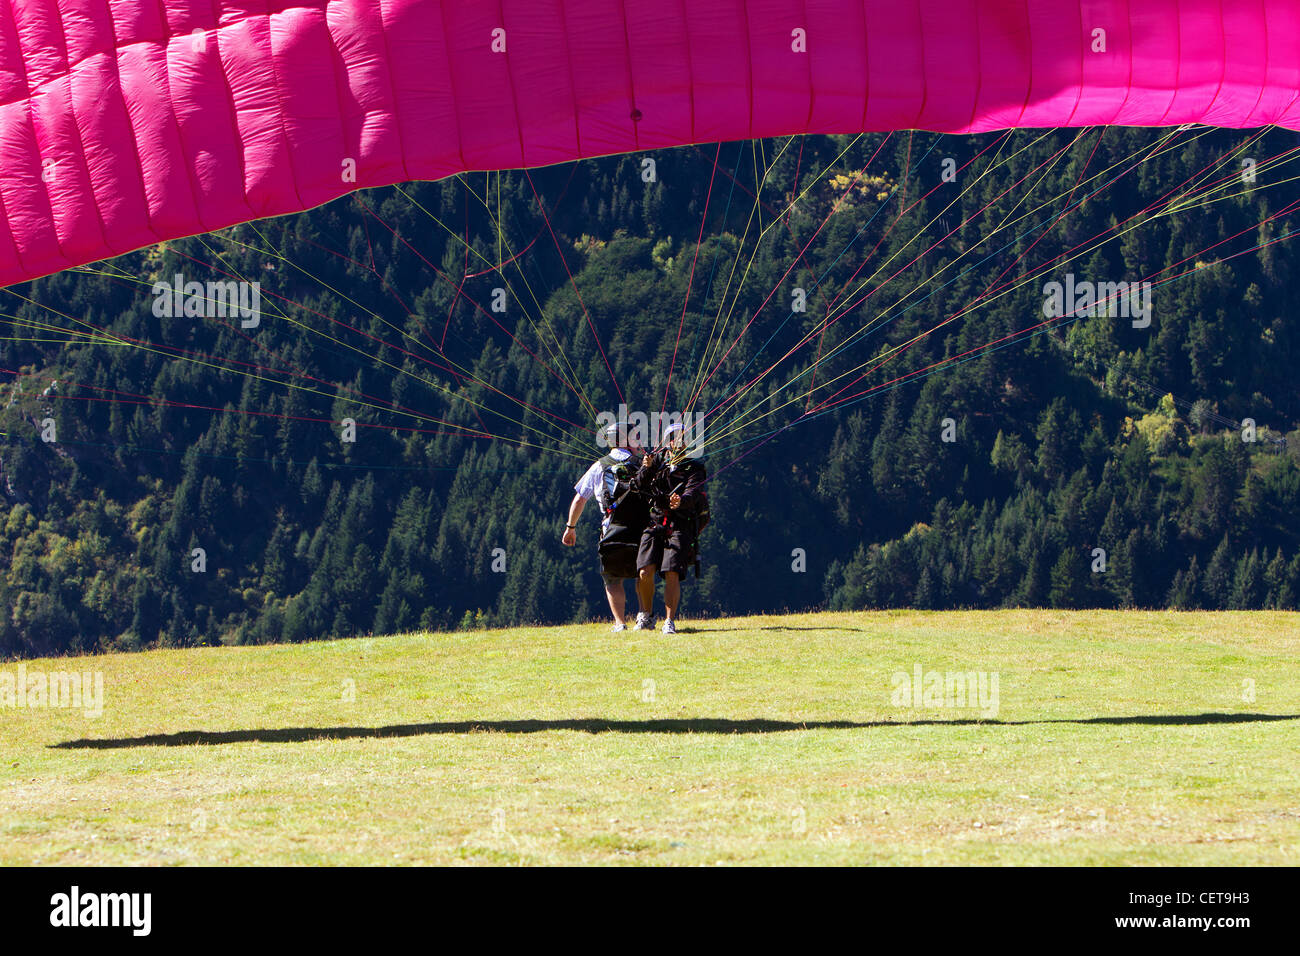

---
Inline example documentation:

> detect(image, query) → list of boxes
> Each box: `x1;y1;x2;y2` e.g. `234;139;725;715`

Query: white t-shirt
574;447;632;500
576;448;635;535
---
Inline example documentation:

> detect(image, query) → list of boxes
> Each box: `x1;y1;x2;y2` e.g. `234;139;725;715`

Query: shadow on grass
681;625;869;633
51;712;1300;749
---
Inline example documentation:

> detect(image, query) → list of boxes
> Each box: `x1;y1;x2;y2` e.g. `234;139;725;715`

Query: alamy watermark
1;663;104;718
1043;273;1151;328
890;663;999;718
152;273;261;328
49;886;150;936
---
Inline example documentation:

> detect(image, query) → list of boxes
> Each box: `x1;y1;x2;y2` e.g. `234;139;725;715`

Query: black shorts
637;526;695;578
597;525;641;581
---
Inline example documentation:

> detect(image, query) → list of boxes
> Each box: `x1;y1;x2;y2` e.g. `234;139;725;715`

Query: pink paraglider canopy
1;0;1298;287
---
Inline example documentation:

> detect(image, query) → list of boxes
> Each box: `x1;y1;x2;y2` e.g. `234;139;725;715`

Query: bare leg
636;566;655;617
605;580;626;625
664;571;681;622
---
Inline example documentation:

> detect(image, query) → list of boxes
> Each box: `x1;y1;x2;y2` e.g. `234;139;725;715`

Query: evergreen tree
1202;535;1234;609
1228;549;1264;609
1167;555;1201;610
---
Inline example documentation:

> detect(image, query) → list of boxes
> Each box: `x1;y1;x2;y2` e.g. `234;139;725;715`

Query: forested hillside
3;128;1299;657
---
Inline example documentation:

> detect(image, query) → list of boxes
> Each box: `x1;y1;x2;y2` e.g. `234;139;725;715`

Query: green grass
2;610;1298;865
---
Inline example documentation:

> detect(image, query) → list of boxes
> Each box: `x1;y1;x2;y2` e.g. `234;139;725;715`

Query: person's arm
562;493;586;546
668;464;707;513
632;449;660;491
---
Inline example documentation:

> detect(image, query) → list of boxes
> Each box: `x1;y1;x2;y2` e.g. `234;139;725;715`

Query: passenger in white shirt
562;423;651;631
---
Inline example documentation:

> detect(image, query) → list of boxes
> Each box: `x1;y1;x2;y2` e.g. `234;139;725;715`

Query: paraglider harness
632;449;710;579
595;452;648;579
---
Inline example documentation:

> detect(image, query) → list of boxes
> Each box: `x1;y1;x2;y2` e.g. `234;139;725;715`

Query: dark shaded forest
3;128;1299;658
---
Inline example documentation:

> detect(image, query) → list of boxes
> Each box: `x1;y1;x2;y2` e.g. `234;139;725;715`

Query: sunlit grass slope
2;610;1297;865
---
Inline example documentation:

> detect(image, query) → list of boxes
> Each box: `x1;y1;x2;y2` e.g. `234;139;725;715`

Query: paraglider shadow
51;712;1299;749
678;625;869;633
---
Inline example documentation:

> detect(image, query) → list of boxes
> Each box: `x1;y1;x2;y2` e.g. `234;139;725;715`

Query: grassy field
2;609;1298;865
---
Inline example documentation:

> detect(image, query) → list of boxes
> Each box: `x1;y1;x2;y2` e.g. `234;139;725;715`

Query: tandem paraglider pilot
562;423;652;632
634;422;708;635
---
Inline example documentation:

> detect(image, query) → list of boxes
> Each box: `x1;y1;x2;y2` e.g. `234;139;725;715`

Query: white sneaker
633;612;654;631
662;620;676;634
611;622;627;632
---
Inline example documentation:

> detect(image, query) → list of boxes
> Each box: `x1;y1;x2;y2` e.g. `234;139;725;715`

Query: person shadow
676;625;868;633
51;712;1300;749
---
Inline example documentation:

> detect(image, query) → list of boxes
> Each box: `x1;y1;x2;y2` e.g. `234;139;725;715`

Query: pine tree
1049;547;1088;608
1167;555;1201;610
1018;548;1051;608
1035;400;1070;483
1228;549;1264;609
914;563;938;609
1202;535;1234;609
990;429;1030;484
871;393;906;511
1264;548;1288;608
259;513;295;597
